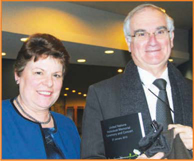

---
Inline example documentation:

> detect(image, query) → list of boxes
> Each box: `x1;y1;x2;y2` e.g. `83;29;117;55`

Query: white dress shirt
138;67;174;122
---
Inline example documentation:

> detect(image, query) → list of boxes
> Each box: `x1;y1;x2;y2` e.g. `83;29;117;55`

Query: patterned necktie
153;79;173;130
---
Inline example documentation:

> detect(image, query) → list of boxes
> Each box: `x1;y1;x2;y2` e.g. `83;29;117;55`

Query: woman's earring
16;80;19;84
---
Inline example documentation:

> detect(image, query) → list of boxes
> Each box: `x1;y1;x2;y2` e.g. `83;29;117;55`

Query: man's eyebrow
132;26;168;36
134;29;146;35
156;26;168;30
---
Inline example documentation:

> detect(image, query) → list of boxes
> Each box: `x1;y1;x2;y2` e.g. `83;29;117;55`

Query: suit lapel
168;63;186;125
120;61;152;134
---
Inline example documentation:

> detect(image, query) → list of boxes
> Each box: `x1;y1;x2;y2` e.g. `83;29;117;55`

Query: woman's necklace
15;97;52;124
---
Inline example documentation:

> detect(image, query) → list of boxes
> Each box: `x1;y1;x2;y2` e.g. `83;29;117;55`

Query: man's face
127;8;174;73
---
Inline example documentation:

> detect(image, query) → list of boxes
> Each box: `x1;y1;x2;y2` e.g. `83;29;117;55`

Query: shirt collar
138;67;170;88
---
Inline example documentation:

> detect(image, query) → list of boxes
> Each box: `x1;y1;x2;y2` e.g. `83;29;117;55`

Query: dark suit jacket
81;60;192;159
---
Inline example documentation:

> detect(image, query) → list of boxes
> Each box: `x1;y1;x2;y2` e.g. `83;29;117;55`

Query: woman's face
15;56;63;112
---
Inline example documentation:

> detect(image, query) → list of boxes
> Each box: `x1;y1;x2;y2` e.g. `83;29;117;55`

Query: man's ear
170;31;174;48
14;72;20;84
125;37;131;52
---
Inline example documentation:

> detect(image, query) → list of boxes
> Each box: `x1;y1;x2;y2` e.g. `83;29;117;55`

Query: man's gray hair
123;4;174;42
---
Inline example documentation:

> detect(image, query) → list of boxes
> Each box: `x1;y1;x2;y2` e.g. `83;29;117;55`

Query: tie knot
153;79;167;90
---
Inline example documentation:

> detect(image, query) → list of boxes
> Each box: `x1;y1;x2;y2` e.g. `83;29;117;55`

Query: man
81;4;192;159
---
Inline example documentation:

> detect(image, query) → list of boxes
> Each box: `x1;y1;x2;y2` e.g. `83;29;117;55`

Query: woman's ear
14;72;20;84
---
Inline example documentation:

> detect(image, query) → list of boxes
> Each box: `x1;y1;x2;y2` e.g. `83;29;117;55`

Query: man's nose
147;33;158;46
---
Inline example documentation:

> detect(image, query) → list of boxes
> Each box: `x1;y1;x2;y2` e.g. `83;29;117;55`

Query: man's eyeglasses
129;28;170;41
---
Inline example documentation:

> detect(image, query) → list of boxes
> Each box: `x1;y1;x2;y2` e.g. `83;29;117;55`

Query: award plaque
101;113;145;159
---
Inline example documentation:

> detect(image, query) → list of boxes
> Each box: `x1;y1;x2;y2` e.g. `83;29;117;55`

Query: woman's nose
43;75;53;87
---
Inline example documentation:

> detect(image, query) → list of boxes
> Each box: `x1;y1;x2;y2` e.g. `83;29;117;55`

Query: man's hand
137;152;164;159
168;124;193;150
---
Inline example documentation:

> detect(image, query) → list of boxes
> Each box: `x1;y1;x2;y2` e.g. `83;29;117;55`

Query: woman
2;33;80;159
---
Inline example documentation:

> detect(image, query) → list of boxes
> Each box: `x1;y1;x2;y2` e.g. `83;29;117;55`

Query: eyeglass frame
128;26;170;40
